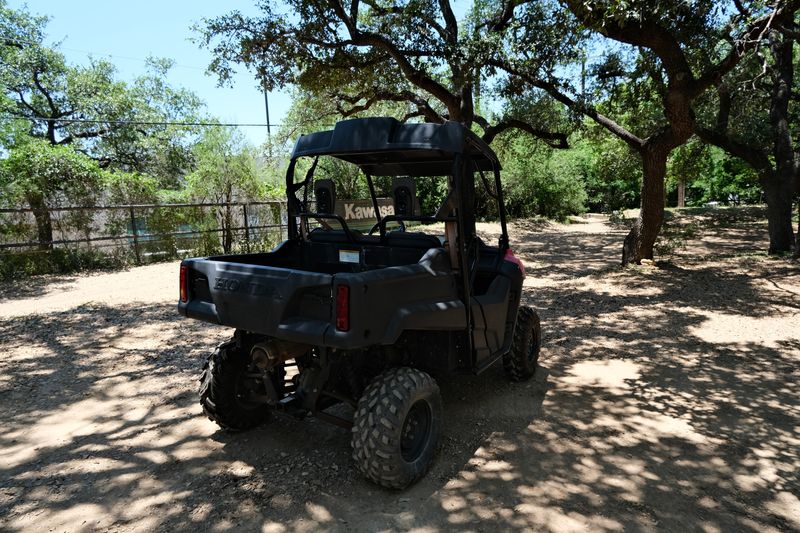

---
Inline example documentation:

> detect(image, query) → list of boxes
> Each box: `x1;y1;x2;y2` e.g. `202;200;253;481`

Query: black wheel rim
401;400;432;462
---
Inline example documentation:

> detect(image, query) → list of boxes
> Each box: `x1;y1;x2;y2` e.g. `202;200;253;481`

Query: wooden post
129;205;141;265
242;203;251;253
678;179;686;208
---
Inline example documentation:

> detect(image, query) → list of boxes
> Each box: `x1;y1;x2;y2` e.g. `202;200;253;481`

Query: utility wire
1;34;207;71
0;115;283;128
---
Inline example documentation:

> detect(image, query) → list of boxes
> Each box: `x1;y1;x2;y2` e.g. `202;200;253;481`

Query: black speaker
392;177;416;217
314;179;336;214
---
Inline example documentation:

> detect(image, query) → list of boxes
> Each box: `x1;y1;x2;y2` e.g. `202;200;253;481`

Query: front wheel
503;306;542;381
351;367;442;489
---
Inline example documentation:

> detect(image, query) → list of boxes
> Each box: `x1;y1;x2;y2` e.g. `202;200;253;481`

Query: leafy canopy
0;0;204;180
196;0;575;146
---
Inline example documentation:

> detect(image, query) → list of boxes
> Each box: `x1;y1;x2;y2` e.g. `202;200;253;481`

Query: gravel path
0;262;177;318
0;213;798;532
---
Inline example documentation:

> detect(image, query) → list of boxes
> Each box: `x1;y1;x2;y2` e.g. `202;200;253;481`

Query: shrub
499;138;588;222
0;248;129;281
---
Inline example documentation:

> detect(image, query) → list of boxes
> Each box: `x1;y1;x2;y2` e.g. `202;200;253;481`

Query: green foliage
197;0;576;146
185;126;261;202
497;134;588;221
0;2;290;277
0;137;103;207
0;1;203;182
0;247;127;281
581;131;642;212
666;141;762;206
183;126;266;253
103;171;160;204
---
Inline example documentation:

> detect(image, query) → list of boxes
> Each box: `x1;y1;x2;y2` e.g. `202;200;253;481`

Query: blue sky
14;0;293;146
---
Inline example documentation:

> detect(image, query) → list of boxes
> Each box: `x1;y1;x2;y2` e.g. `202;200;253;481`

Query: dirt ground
0;210;798;532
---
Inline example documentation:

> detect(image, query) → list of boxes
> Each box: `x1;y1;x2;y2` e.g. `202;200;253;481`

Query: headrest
314;179;336;214
392;177;416;217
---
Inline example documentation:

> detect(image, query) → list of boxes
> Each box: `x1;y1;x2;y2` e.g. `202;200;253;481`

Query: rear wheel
503;306;541;381
351;367;442;489
199;341;272;431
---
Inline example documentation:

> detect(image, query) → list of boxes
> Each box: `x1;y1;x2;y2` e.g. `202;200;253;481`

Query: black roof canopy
290;117;500;176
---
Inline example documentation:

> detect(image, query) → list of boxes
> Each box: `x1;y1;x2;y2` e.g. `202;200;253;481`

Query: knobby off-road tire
351;367;443;489
503;306;542;382
199;341;270;431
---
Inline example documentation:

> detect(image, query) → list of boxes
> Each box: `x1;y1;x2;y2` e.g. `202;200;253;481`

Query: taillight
504;248;526;279
335;284;350;331
179;265;188;302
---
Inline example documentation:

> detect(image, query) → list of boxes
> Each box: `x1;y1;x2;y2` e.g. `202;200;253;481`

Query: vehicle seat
308;228;380;245
417;247;451;275
384;231;442;249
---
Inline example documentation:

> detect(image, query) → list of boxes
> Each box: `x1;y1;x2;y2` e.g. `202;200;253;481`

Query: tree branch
57;127;112;145
733;0;751;17
438;0;458;43
398;110;427;124
696;126;773;179
714;82;732;132
331;88;444;123
481;117;569;148
15;91;40;116
326;0;461;118
487;59;645;149
32;70;60;116
485;0;533;31
693;0;800;96
561;1;693;80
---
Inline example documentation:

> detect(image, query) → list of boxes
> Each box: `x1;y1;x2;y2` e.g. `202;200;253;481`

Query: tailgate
178;258;334;344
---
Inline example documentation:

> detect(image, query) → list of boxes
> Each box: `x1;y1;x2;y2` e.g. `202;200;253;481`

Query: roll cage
285;117;508;242
284;117;510;348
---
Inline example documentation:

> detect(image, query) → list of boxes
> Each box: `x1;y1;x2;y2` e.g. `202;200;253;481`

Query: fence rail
0;201;288;264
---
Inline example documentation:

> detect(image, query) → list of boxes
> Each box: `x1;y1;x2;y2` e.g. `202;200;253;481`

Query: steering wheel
369;219;406;236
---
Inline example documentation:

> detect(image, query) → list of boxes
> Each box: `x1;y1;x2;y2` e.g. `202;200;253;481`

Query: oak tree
196;0;573;146
1;1;203;247
486;0;794;263
696;3;800;255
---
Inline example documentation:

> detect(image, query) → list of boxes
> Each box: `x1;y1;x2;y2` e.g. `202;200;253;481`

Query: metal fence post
280;202;286;240
129;206;141;265
242;203;251;253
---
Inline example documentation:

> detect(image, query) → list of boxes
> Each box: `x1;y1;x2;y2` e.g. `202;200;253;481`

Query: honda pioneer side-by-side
177;117;541;489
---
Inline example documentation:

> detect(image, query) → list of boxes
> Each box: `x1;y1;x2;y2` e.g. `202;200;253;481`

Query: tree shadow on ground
407;268;799;531
0;302;547;531
0;274;83;302
0;214;798;531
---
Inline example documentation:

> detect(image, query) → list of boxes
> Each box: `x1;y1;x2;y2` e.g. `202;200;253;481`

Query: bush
0;248;129;281
499;137;588;222
583;135;642;213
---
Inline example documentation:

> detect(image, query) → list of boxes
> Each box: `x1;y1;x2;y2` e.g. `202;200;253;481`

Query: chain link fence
0;201;288;274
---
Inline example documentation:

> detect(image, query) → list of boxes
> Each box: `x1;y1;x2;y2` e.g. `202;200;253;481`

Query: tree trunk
765;23;796;255
763;175;795;254
622;148;667;265
26;192;54;251
217;205;232;255
224;205;233;254
795;197;800;258
678;179;685;208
